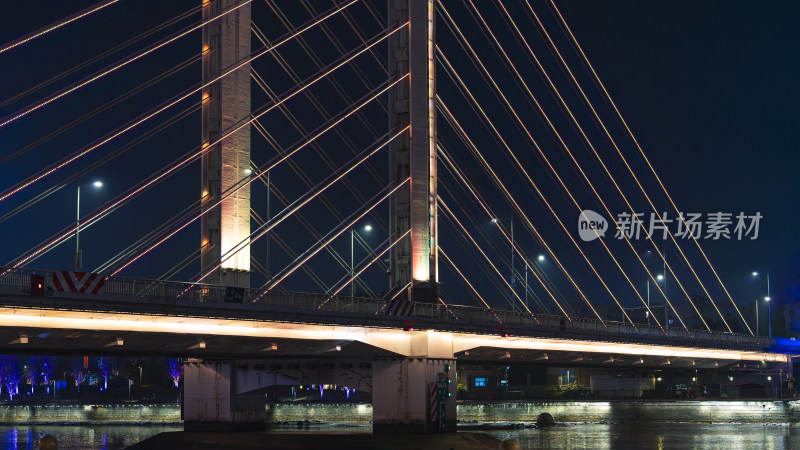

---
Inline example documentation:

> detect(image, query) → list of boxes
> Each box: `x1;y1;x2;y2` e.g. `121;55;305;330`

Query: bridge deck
0;267;775;354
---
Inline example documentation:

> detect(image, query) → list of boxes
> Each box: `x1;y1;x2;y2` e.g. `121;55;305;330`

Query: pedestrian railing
0;266;773;350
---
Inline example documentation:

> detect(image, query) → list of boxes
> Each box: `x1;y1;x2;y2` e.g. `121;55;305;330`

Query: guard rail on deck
0;267;773;350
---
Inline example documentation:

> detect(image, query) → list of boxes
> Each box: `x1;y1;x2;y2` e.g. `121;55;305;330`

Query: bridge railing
0;266;771;348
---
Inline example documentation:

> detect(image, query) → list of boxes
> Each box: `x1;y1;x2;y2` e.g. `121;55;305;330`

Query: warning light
30;274;44;296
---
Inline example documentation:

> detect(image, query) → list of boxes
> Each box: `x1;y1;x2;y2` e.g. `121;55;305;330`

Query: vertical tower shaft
201;0;251;287
389;0;437;298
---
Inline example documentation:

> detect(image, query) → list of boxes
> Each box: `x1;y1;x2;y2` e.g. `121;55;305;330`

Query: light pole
755;296;759;336
767;270;772;338
646;279;650;326
350;224;372;297
654;274;665;327
642;250;665;327
752;270;771;337
75;180;103;270
492;217;516;311
643;274;665;327
767;295;772;338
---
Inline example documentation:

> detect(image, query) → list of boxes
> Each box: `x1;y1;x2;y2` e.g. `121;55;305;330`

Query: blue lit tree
40;360;52;394
0;356;9;398
22;363;36;395
99;357;111;390
167;359;181;388
71;360;87;389
4;360;21;401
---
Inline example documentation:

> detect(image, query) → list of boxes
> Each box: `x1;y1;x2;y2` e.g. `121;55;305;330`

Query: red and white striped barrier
429;382;438;424
385;298;414;316
50;271;107;294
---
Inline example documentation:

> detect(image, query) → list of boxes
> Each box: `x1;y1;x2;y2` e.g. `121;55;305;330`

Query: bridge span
0;267;793;431
0;266;785;361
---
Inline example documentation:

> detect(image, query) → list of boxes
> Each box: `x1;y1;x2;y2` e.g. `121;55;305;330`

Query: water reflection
0;423;796;449
484;423;800;449
0;424;179;449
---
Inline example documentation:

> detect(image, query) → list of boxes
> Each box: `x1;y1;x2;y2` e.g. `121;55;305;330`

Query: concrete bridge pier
372;332;456;433
182;360;266;432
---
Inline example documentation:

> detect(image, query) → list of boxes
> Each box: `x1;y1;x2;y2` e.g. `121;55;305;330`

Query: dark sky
552;0;800;318
0;0;798;332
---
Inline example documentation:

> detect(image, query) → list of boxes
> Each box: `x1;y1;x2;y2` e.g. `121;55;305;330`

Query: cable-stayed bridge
0;0;792;433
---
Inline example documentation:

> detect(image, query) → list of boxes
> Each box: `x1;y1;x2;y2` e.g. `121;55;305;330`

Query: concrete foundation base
183;361;266;432
372;358;456;433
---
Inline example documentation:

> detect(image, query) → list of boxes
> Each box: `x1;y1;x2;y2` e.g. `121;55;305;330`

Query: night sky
1;1;798;333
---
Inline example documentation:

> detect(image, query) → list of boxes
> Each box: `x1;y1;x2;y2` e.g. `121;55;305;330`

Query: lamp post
766;295;772;338
752;270;771;337
767;270;772;338
350;224;372;297
654;274;665;327
492;217;516;312
642;250;665;327
75;180;103;270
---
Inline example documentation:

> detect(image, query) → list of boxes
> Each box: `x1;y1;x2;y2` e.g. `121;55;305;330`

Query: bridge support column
388;0;437;299
372;358;456;433
201;0;251;288
182;361;265;431
372;331;455;433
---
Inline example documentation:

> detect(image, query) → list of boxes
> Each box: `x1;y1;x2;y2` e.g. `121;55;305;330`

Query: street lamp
644;272;666;326
75;179;103;270
492;217;516;311
752;270;771;337
350;224;372;297
765;296;772;338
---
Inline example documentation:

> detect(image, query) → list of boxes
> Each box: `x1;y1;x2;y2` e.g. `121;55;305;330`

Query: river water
486;423;800;449
0;423;798;449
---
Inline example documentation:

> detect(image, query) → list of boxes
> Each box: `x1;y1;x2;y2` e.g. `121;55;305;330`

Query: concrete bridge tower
389;0;438;302
200;0;251;288
381;0;455;433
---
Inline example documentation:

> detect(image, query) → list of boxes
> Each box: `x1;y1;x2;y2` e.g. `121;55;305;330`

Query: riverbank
0;399;796;425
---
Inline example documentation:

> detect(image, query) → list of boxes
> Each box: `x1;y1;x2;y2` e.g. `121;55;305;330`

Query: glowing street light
75;179;103;270
751;270;771;337
350;224;373;297
537;254;545;262
656;274;664;281
491;217;517;311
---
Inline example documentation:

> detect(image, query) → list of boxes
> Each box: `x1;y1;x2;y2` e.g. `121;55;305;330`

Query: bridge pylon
389;0;438;301
200;0;251;288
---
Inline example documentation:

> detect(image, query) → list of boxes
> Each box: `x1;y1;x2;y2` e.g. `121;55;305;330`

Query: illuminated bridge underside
0;293;786;369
